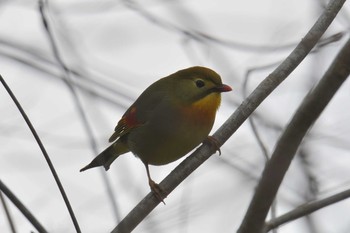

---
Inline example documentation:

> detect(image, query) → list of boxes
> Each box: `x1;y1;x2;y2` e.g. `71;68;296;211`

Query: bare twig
297;148;319;233
237;35;350;233
38;0;121;225
0;180;47;232
111;0;346;232
243;64;277;233
242;67;272;161
122;0;344;53
0;190;16;233
0;73;71;233
264;188;350;232
0;48;130;108
0;36;135;105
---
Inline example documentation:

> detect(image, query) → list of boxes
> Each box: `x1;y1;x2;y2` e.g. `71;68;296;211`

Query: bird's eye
195;79;205;88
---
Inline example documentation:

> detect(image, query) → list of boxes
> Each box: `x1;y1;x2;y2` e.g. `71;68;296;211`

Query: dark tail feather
80;141;129;172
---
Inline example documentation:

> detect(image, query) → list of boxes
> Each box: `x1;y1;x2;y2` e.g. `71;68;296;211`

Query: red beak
215;84;232;92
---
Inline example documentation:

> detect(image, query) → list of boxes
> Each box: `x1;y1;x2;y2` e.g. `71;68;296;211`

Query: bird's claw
204;136;221;155
149;180;167;204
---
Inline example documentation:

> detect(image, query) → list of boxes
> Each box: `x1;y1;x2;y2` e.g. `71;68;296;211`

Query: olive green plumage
80;66;231;200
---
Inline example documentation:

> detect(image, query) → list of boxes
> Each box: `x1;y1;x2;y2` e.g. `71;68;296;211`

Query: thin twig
264;188;350;232
0;72;70;232
297;148;319;233
0;48;130;109
242;66;272;161
122;0;344;53
0;190;17;233
111;0;346;232
38;0;121;224
243;61;277;233
0;180;47;232
237;35;350;233
0;36;135;105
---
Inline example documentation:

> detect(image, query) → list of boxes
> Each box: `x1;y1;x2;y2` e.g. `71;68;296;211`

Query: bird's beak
215;84;232;93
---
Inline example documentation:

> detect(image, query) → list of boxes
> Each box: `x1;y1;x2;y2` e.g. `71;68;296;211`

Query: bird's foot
204;136;221;155
149;180;167;204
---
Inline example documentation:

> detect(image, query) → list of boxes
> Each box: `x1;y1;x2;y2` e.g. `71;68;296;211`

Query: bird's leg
203;136;221;155
143;162;167;204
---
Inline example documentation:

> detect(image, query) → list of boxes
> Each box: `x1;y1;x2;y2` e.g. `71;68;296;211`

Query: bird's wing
108;106;143;142
108;81;170;143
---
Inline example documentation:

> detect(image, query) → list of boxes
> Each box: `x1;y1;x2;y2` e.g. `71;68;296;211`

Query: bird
80;66;232;201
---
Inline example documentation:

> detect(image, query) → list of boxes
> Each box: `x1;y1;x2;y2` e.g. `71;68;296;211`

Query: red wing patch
108;106;142;142
123;106;139;128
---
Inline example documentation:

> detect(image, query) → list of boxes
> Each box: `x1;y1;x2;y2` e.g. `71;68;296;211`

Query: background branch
0;72;77;232
237;36;350;233
265;188;350;232
38;0;121;225
0;190;16;233
0;180;47;233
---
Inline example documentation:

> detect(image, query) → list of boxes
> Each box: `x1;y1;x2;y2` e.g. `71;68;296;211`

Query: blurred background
0;0;350;232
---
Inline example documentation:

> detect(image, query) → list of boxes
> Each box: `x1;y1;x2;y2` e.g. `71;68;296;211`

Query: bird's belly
127;117;213;165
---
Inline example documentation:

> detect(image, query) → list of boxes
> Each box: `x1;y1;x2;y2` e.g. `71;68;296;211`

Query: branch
0;190;16;233
38;0;121;225
111;0;346;232
237;37;350;233
0;180;47;233
265;188;350;232
0;72;75;232
122;0;344;52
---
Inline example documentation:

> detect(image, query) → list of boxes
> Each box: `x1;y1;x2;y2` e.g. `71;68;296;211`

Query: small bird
80;66;231;201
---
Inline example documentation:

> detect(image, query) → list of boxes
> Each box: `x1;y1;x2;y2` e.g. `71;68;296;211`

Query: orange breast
181;92;221;125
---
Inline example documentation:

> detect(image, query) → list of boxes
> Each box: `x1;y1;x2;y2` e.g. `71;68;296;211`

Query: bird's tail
80;140;129;172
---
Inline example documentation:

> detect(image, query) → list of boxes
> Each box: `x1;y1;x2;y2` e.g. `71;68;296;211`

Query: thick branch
237;37;350;233
111;0;346;232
